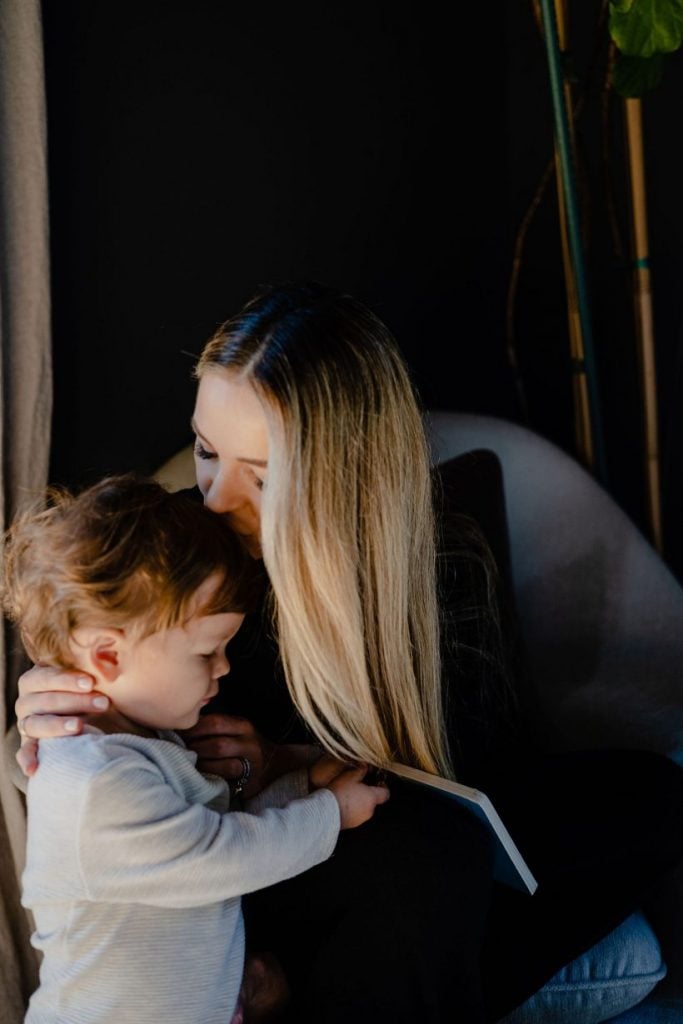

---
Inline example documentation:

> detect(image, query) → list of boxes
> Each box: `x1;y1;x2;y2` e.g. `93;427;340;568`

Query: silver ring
233;756;251;797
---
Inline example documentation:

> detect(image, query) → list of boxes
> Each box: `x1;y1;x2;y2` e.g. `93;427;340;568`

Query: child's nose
212;652;230;678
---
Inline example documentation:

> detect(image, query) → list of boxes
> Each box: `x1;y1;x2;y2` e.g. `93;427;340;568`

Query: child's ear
90;634;122;683
72;627;124;683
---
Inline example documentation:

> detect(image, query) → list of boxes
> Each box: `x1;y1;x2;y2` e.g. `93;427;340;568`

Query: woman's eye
250;470;265;491
194;441;216;461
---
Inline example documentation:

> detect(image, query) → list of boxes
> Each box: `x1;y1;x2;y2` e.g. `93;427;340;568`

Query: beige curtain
0;0;52;1017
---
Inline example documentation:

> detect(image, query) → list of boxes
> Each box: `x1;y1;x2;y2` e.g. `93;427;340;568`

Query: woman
15;282;683;1023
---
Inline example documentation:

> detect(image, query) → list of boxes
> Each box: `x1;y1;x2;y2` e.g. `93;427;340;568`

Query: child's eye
200;642;226;660
194;441;216;461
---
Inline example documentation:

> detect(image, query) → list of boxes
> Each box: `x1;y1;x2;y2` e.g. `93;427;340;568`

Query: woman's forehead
193;372;269;456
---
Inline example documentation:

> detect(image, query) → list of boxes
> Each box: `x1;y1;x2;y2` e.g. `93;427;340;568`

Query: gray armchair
426;411;682;1022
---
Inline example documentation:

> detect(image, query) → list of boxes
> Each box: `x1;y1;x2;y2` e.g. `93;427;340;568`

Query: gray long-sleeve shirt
22;729;340;1023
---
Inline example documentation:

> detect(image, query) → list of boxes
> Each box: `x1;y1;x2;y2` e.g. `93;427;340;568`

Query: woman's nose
205;469;245;514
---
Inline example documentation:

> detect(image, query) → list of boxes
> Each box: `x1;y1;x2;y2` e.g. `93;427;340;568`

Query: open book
387;762;538;894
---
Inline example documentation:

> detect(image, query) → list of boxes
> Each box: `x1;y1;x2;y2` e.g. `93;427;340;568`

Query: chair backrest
153;445;195;492
427;411;683;760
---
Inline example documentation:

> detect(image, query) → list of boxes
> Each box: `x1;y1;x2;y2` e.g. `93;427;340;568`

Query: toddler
4;475;389;1023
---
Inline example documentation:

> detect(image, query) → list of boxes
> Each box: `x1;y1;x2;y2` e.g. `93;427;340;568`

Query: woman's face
192;372;269;558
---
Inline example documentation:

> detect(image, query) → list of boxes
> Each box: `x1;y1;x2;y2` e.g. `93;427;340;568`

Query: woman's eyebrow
191;418;268;467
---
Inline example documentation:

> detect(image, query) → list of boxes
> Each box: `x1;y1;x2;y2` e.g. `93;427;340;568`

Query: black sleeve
207;597;312;745
434;451;538;783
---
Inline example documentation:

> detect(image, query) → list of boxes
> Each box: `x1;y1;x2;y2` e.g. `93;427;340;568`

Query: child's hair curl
3;474;262;670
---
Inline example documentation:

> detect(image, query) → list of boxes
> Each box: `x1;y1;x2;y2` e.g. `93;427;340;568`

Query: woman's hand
181;714;277;799
14;664;110;776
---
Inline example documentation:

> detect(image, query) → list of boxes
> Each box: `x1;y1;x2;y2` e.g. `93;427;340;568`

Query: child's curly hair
2;474;263;670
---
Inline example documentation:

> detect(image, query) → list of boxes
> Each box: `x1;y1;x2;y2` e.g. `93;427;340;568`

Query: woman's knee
497;911;666;1024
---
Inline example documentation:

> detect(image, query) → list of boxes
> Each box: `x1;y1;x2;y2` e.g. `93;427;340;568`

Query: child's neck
90;706;157;740
70;659;159;739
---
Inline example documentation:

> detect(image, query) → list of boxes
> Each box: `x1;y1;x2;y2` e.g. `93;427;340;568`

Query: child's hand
309;752;353;791
326;765;390;829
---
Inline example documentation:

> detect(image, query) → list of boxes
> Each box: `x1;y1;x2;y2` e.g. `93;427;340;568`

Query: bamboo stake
539;0;607;482
624;98;662;551
553;0;594;468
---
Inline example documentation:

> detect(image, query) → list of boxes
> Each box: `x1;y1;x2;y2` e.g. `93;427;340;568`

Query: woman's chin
243;537;262;559
232;529;262;559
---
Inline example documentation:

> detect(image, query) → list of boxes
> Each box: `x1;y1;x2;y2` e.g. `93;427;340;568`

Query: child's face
96;576;245;733
114;608;245;732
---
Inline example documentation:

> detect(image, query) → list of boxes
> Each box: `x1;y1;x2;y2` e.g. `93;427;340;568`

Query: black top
198;453;682;1022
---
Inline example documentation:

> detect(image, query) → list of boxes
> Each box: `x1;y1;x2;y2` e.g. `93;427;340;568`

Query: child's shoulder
28;730;228;833
31;730;220;809
33;731;184;791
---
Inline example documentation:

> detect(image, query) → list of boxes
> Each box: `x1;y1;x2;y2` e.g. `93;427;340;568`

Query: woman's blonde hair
196;283;452;776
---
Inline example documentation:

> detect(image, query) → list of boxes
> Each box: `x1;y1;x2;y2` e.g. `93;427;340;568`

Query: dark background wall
42;1;683;577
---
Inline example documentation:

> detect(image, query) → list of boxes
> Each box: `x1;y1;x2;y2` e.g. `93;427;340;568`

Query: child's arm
244;765;310;813
245;752;352;814
64;740;387;909
182;713;322;798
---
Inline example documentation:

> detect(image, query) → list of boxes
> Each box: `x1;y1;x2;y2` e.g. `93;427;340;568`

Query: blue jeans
498;911;666;1024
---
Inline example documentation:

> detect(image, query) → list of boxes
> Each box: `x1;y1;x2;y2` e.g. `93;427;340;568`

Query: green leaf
611;0;635;13
609;0;683;57
612;52;666;95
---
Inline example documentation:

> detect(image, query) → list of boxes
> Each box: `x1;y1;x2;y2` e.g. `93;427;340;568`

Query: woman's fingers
17;664;95;697
17;712;88;740
183;713;254;739
15;664;104;727
183;715;275;798
16;690;109;725
16;738;39;777
196;756;262;797
196;756;250;780
186;735;260;761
